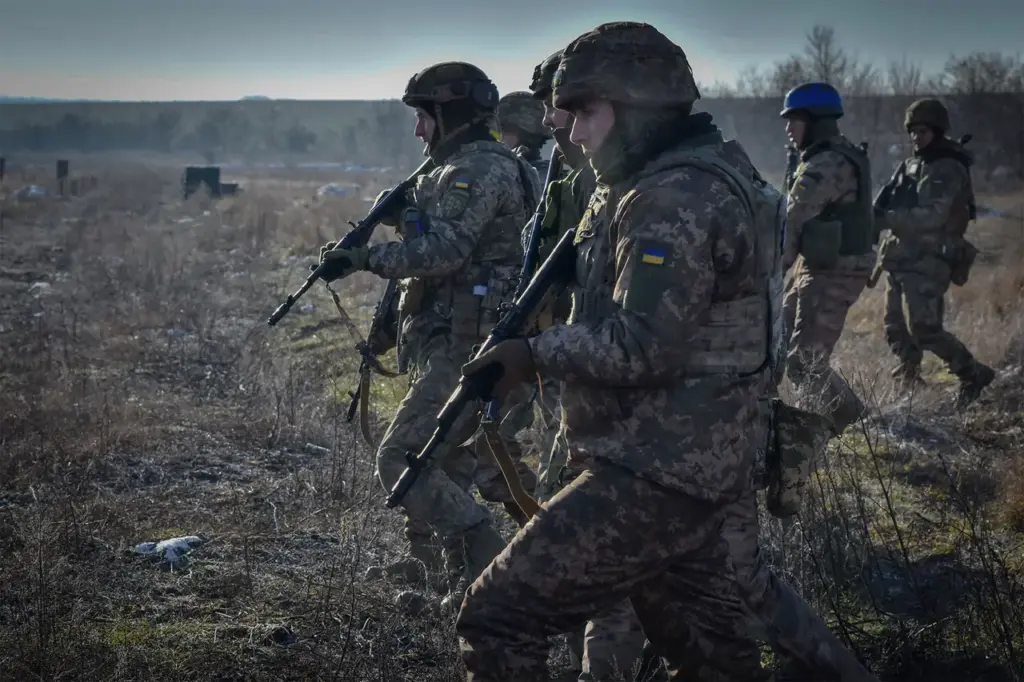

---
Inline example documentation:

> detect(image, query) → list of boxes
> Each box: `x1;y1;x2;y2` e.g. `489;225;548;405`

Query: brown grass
1;162;1023;681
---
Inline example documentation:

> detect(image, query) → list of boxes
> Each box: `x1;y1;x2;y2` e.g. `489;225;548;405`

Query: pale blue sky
0;0;1020;101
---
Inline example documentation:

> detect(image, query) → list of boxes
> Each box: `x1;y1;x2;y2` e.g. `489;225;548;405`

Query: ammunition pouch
765;398;833;518
799;218;842;270
450;264;519;341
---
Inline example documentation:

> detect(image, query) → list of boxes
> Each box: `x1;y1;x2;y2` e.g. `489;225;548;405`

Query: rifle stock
385;226;577;509
267;157;435;327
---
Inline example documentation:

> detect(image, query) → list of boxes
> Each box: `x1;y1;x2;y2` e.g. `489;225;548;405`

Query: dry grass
1;161;1023;681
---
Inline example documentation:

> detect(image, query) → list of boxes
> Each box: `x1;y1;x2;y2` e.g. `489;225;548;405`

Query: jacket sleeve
529;182;750;387
365;161;506;279
883;158;965;239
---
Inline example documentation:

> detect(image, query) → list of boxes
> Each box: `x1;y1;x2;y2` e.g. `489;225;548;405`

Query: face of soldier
785;116;807;149
908;124;934;152
501;130;520;150
414;108;437;145
543;101;571;132
569;99;615;156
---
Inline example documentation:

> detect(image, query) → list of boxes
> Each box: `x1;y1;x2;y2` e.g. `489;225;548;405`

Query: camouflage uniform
457;23;783;681
357;63;542;604
876;99;994;406
779;87;874;433
527;50;639;680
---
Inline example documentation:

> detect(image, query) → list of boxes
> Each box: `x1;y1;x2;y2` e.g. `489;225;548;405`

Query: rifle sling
358;367;375;447
479;420;541;520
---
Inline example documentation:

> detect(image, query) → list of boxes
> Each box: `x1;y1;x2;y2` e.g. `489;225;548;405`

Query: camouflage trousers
883;271;977;377
457;460;770;682
559;485;878;682
782;255;873;429
724;493;879;682
376;333;531;571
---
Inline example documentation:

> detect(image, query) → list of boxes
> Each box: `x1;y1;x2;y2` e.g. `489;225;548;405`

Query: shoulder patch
435;174;473;220
625;238;673;315
641;245;666;265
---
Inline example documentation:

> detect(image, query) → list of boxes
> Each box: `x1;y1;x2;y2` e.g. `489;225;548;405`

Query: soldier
779;82;874;434
456;24;881;682
313;62;541;610
456;21;781;681
528;49;645;681
497;90;552;176
875;98;994;407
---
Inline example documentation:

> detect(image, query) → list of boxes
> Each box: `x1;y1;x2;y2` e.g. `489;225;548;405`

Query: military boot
956;361;995;409
384;536;445;590
439;520;507;614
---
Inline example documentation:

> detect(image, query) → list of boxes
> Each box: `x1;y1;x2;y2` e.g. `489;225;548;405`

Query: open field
1;157;1023;681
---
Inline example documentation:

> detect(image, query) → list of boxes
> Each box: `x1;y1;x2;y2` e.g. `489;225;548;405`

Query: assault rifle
385;226;577;510
514;146;564;301
267;157;435;326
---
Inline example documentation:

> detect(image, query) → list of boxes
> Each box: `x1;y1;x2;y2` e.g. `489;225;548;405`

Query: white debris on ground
14;185;48;200
135;535;204;568
315;183;359;199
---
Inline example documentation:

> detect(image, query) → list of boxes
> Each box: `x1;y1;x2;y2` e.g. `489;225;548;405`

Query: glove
461;339;535;402
311;241;369;283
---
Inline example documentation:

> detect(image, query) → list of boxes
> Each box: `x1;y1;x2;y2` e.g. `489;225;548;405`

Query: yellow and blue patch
453;177;470;190
641;246;666;265
552;67;564;88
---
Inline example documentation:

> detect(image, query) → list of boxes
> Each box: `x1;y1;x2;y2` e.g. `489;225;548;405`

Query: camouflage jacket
528;134;775;503
878;146;974;278
785;136;875;272
366;140;541;357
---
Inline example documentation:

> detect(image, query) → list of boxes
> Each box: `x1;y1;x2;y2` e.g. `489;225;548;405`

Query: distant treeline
0;99;425;169
1;93;1021;190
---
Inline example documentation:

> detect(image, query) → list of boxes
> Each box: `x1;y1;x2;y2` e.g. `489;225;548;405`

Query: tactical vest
399;142;539;343
572;140;786;378
888;147;976;234
799;136;875;255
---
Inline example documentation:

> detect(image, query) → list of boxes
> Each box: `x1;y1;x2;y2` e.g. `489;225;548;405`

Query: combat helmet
905;98;950;134
529;50;563;101
551;21;701;110
498;91;550;141
403;62;500;151
780;82;844;119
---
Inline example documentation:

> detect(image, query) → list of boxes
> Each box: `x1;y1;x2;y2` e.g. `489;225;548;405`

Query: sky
0;0;1021;101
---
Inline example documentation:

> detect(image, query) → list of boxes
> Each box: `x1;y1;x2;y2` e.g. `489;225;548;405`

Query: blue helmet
780;82;844;119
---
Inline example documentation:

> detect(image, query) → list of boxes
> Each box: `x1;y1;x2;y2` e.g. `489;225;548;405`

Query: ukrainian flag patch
453;177;470;190
641;247;666;265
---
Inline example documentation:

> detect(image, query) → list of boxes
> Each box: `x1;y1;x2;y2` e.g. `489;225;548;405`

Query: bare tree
942;52;1024;94
735;66;770;98
768;56;810;97
887;56;923;96
698;80;739;98
802;25;849;85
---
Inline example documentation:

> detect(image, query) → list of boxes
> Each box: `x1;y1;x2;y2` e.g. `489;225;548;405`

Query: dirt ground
1;161;1023;681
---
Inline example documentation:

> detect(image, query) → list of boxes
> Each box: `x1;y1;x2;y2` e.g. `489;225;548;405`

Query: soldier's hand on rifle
310;241;369;283
461;339;536;402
